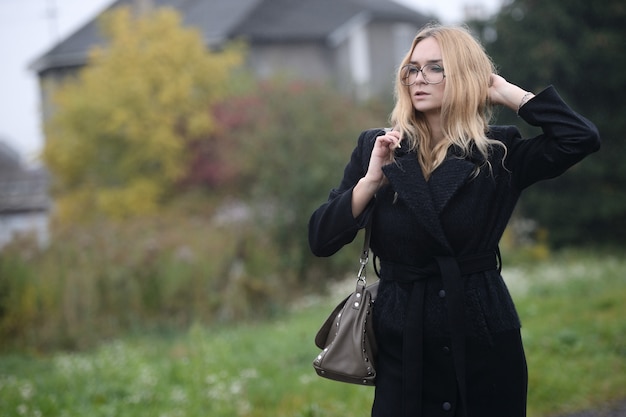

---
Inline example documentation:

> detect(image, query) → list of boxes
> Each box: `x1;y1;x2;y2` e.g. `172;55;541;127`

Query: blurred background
0;1;624;416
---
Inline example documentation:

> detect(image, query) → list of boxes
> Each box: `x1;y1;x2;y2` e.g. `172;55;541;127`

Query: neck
427;116;445;150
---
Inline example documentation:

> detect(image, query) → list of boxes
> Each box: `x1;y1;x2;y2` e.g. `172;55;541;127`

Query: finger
382;128;401;148
380;137;397;148
387;132;402;149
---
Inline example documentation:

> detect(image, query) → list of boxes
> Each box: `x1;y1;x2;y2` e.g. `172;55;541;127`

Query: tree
42;7;244;221
214;79;389;282
475;0;626;246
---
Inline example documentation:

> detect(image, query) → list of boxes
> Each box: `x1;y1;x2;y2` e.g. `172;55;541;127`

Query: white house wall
347;22;371;101
0;212;49;250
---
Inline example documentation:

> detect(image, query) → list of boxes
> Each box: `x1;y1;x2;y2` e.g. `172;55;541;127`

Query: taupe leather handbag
313;226;378;386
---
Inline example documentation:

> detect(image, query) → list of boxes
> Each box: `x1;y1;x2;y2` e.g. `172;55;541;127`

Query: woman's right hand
351;129;402;217
364;129;402;187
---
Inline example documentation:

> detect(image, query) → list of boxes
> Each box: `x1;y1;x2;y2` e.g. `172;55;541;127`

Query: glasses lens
400;64;445;85
423;64;444;84
401;65;418;86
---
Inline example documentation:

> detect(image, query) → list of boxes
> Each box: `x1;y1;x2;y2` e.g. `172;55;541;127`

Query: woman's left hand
489;73;534;112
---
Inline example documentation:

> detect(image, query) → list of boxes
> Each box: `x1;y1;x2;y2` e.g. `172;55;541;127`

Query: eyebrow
409;59;443;66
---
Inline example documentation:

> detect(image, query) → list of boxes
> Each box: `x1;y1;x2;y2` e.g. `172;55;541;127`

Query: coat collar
381;149;476;252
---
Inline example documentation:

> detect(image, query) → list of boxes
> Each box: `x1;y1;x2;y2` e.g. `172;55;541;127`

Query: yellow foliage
96;179;162;219
53;189;97;223
42;6;245;222
53;180;161;222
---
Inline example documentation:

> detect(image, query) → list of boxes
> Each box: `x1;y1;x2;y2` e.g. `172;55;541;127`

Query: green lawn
0;250;624;417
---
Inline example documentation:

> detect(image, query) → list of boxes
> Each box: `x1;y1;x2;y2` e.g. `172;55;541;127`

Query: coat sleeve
502;85;601;190
308;129;379;257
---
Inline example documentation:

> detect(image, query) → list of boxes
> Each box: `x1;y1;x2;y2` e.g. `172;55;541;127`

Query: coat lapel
427;156;476;213
381;151;476;253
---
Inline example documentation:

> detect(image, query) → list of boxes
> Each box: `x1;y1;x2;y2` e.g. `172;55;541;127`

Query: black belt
380;251;500;417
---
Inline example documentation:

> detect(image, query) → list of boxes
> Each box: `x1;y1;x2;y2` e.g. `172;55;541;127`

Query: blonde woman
309;24;600;417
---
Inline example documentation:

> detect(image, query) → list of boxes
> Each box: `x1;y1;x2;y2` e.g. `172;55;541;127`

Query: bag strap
357;219;373;284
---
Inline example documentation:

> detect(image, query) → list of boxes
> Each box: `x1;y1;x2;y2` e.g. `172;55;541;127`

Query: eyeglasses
400;64;445;85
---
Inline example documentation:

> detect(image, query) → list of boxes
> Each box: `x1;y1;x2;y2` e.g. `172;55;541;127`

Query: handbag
313;225;378;386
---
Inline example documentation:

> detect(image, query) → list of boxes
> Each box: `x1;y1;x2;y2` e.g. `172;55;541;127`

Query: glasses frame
400;64;446;86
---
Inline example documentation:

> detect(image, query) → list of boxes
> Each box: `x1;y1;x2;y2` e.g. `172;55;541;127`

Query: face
406;37;445;116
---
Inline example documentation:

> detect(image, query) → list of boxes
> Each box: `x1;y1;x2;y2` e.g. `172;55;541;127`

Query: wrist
352;176;381;218
517;91;535;114
358;175;383;194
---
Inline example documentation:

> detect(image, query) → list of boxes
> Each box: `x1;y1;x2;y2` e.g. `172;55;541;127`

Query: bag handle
357;224;371;284
352;219;374;310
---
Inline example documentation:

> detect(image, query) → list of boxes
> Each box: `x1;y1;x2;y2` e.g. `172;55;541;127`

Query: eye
425;64;444;73
403;65;419;75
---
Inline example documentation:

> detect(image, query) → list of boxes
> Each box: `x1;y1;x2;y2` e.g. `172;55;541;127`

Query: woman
308;24;600;417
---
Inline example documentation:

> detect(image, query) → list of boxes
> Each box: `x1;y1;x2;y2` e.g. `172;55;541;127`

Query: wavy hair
390;24;502;178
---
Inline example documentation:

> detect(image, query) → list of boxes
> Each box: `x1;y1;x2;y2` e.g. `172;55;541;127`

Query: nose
415;68;428;84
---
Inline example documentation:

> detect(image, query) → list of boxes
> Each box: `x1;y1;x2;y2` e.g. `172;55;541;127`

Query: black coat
308;86;600;417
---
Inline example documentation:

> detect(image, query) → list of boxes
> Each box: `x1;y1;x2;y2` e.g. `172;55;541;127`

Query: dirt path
555;400;626;417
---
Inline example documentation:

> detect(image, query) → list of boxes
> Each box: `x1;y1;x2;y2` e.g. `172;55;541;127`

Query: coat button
438;289;446;298
442;345;451;355
442;402;452;411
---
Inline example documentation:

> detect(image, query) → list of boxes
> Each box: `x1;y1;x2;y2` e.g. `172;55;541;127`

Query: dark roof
30;0;182;73
30;0;428;73
233;0;364;42
0;140;21;173
177;0;260;46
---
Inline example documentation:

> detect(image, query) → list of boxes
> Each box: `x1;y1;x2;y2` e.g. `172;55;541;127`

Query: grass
511;251;626;416
0;302;370;417
0;249;624;417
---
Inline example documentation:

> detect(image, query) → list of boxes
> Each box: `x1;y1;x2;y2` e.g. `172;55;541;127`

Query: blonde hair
390;24;501;179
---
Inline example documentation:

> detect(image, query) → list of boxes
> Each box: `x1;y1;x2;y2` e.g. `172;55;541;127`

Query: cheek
436;84;446;100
